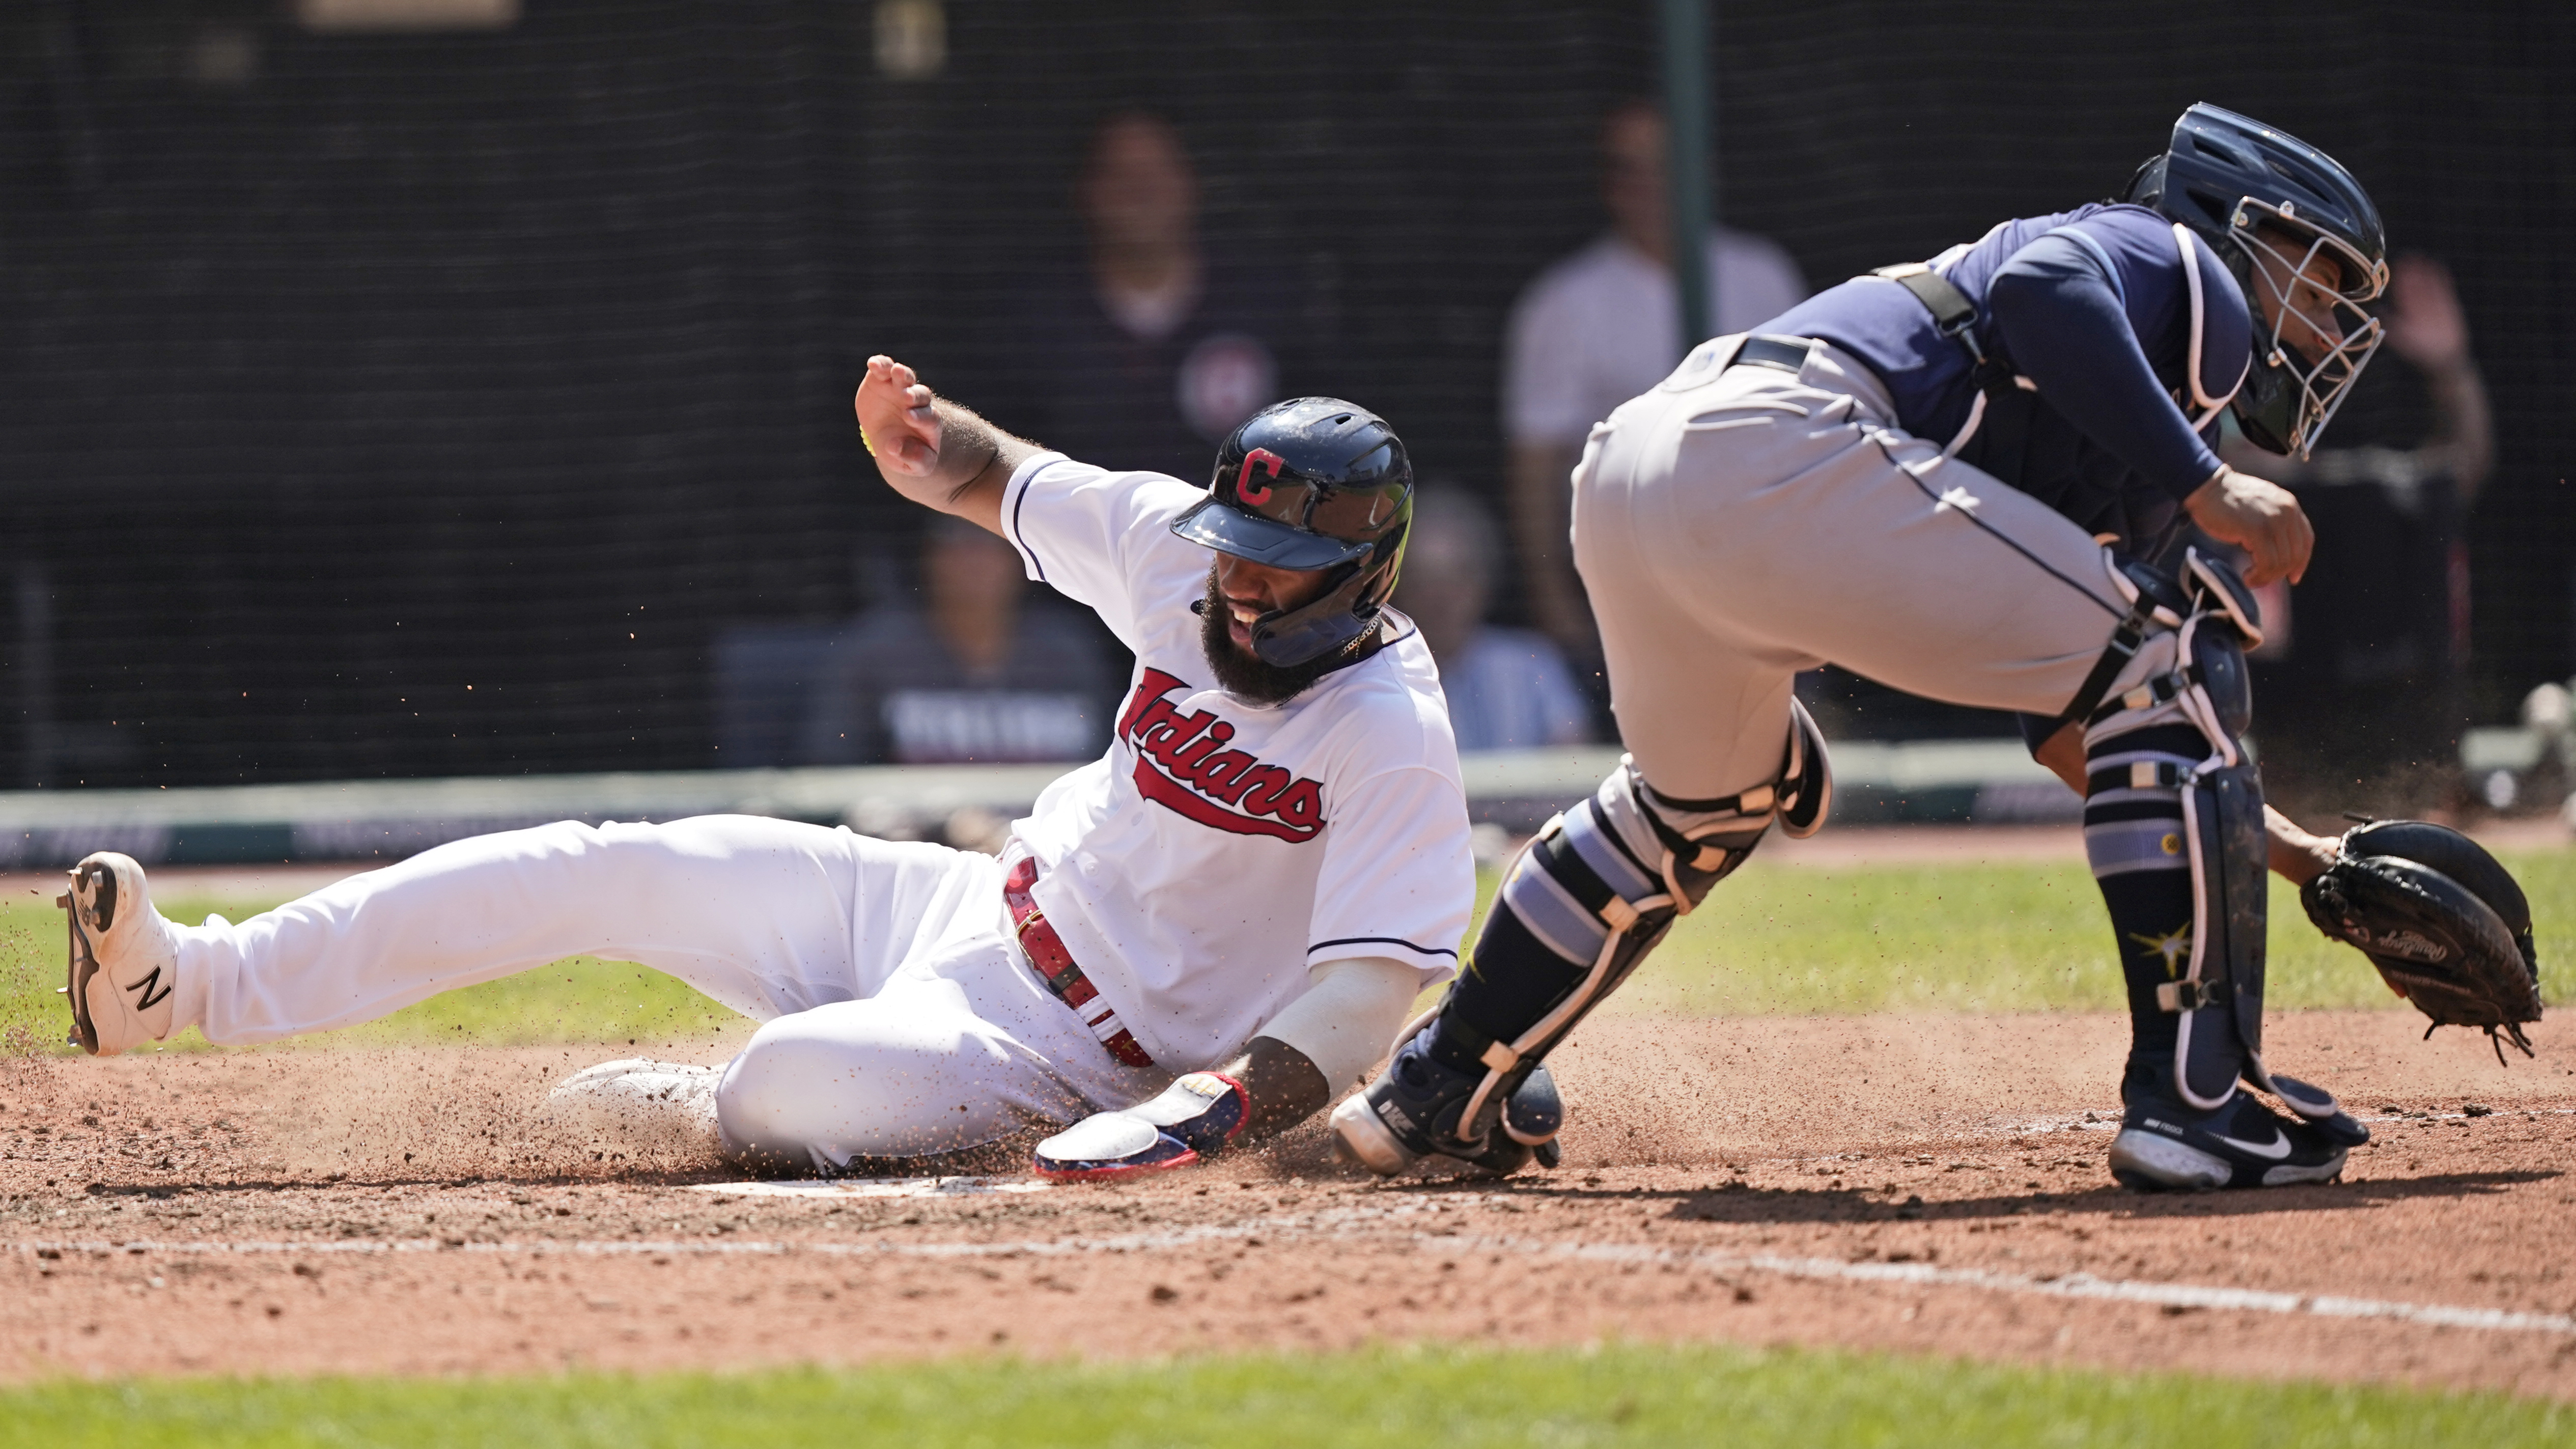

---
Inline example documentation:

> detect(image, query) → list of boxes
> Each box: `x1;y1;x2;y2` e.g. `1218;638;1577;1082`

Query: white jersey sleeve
997;451;1207;651
1306;762;1473;980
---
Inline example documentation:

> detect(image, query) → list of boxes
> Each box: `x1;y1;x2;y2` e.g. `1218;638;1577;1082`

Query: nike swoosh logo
2214;1130;2291;1160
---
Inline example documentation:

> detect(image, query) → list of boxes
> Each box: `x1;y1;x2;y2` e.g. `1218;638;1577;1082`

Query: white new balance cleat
61;852;181;1056
542;1058;724;1157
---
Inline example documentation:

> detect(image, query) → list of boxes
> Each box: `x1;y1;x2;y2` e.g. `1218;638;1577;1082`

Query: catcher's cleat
2108;1070;2358;1191
60;852;181;1056
541;1058;724;1157
1330;1027;1562;1177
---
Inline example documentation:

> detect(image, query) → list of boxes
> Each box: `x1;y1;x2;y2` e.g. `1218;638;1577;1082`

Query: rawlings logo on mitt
2300;820;2541;1061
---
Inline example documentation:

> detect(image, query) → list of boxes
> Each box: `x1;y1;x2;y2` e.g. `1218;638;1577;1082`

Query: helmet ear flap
1245;525;1413;670
1363;518;1410;612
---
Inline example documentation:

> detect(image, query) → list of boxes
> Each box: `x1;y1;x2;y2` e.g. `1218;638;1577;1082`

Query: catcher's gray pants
1573;338;2172;799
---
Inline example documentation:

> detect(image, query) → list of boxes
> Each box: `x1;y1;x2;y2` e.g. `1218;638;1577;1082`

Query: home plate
688;1176;1053;1200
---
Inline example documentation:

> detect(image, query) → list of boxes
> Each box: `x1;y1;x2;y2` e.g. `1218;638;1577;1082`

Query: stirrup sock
2083;721;2207;1064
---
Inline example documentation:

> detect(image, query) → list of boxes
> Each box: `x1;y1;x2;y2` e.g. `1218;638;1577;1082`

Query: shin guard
1403;705;1830;1154
2081;550;2353;1132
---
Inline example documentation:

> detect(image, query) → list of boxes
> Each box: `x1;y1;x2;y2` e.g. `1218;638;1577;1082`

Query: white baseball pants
162;816;1164;1169
1573;338;2169;800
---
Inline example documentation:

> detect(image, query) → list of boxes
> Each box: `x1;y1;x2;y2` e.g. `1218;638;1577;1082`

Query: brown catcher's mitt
2300;819;2542;1061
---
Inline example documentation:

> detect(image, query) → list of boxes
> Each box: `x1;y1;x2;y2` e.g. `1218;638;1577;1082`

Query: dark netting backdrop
1;1;2567;788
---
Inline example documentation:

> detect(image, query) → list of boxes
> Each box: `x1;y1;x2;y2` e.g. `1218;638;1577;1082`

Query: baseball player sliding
1338;104;2535;1193
60;356;1474;1182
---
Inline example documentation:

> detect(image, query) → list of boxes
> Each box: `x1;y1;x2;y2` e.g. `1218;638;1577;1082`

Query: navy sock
2082;723;2207;1072
2097;867;2193;1062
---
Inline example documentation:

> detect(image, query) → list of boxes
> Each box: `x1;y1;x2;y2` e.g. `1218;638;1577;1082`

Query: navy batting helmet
1170;397;1413;668
2127;103;2388;458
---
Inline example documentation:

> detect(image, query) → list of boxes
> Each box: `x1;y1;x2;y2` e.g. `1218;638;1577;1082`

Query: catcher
1336;104;2539;1194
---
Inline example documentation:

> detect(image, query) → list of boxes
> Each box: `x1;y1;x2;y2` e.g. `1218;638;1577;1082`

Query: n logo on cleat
129;966;172;1012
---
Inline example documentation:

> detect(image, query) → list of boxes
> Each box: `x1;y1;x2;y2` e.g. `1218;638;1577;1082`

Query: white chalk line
687;1177;1052;1200
15;1191;2573;1340
1458;1235;2576;1337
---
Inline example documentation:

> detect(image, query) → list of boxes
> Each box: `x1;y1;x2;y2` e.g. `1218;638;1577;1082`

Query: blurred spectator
794;518;1114;764
1395;488;1592;754
1503;99;1807;672
1004;110;1298;480
2232;254;2495;811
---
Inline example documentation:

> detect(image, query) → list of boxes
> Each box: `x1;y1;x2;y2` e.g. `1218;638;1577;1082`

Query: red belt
1003;855;1155;1070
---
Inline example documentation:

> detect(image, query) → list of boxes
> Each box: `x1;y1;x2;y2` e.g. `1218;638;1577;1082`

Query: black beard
1198;573;1343;705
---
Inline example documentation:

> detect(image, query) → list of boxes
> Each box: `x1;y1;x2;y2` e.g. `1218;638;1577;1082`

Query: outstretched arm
853;355;1044;537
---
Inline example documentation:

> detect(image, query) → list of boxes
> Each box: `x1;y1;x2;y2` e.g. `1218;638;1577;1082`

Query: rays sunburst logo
2128;925;2193;979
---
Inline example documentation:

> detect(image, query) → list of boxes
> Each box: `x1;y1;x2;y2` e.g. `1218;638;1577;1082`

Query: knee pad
1595;695;1830;920
2081;549;2342;1125
1429;703;1832;1131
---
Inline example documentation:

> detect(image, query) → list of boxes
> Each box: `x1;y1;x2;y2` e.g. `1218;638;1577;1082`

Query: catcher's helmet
2126;103;2388;459
1171;397;1413;668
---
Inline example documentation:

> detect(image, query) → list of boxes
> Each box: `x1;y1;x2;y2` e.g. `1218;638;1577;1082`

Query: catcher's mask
1172;397;1413;668
2127;103;2388;459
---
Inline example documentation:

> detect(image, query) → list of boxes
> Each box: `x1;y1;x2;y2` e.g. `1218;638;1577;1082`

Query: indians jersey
997;453;1474;1070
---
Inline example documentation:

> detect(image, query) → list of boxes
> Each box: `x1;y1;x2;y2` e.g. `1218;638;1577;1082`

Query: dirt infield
6;1010;2574;1397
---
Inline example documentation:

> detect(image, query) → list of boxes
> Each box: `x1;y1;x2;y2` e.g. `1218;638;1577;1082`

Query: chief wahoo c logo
1235;448;1287;506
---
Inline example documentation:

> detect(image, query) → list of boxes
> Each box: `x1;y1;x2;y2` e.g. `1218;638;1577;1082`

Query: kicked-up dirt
6;1009;2575;1397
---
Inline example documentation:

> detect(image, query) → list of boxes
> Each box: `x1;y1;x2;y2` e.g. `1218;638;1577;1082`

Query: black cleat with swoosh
1330;1024;1564;1178
2109;1070;2352;1191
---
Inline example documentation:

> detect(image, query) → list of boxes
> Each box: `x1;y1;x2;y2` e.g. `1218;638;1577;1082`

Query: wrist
948;436;1002;501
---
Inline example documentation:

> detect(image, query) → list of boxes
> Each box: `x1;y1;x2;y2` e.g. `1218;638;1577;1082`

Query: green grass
3;1343;2568;1448
4;849;2568;1054
1612;848;2576;1017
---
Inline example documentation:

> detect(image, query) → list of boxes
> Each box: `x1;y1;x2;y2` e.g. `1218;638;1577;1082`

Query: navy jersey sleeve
1984;226;2230;502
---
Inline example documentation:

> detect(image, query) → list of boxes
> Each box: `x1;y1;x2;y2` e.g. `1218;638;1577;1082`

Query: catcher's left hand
2300;819;2542;1059
1032;1072;1249;1182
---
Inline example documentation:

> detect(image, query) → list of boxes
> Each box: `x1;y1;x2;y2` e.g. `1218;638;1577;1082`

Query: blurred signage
875;0;947;79
298;0;520;31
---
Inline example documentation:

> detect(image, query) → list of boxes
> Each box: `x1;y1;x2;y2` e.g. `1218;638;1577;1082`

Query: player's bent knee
1438;708;1827;1072
714;1006;1012;1173
710;1019;847;1172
